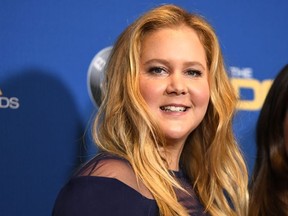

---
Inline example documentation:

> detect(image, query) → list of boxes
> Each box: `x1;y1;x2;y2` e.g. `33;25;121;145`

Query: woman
53;4;248;216
249;65;288;216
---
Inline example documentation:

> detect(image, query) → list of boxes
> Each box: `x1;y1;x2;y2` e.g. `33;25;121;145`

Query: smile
160;106;188;112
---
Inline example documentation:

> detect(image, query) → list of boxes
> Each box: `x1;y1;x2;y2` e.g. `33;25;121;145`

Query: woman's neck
159;141;185;171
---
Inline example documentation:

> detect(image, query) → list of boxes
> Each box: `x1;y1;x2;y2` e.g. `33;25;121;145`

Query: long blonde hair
93;4;248;216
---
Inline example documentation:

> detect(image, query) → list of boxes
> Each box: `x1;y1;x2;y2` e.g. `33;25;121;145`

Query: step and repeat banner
1;0;287;215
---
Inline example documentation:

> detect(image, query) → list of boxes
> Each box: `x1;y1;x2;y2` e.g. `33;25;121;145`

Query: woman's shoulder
52;152;157;216
52;176;158;216
76;152;132;177
76;152;153;199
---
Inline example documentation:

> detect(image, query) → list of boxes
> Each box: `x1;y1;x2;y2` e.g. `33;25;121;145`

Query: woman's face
139;25;210;147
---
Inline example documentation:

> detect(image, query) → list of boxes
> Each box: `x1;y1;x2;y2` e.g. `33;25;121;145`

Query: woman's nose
166;73;188;95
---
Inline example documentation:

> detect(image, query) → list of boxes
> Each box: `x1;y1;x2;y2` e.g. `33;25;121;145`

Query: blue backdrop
1;0;288;215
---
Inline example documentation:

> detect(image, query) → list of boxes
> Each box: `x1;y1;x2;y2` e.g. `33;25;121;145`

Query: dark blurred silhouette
249;64;288;216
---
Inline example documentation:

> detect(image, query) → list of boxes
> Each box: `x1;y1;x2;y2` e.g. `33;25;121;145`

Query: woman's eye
187;69;202;77
148;66;166;74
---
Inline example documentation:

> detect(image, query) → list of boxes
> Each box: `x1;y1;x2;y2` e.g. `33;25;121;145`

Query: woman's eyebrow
143;58;206;71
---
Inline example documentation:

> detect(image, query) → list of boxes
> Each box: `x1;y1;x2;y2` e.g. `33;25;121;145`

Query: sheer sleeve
78;153;154;200
52;153;158;216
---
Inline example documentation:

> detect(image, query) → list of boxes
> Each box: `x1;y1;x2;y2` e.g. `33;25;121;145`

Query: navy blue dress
52;153;208;216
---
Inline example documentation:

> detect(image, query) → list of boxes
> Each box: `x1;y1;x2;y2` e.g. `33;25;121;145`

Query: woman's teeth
160;106;187;112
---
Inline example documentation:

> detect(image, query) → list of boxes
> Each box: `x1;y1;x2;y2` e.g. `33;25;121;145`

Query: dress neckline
170;169;185;179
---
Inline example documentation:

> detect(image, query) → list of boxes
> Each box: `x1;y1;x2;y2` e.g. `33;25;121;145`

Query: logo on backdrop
87;47;273;111
229;67;273;111
0;89;20;109
87;46;113;108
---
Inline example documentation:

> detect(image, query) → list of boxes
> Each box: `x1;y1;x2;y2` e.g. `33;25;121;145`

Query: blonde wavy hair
93;4;248;216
